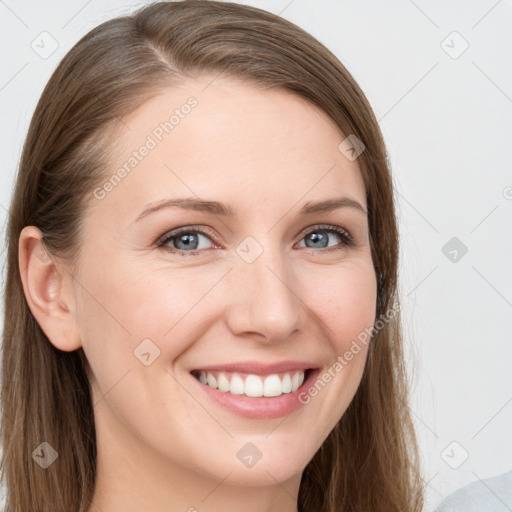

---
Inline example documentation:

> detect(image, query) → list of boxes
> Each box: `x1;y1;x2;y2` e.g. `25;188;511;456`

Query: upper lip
190;360;319;375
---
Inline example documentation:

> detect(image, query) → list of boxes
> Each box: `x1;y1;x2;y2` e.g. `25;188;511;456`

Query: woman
1;1;424;510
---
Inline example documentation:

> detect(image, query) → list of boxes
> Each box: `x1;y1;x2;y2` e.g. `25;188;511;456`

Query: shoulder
435;470;512;512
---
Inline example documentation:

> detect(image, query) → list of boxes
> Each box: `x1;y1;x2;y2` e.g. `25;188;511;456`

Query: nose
223;243;305;344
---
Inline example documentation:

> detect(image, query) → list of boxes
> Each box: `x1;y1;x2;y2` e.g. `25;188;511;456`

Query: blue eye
157;224;355;256
158;228;214;256
297;225;355;252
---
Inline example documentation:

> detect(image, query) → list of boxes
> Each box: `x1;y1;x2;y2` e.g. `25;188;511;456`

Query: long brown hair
1;1;424;510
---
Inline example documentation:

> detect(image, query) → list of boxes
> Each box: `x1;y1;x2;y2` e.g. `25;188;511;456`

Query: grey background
1;1;511;510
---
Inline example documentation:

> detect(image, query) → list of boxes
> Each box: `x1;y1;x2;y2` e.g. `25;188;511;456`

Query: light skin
19;76;377;512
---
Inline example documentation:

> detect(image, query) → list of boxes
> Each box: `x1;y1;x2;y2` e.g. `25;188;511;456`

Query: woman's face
73;77;377;489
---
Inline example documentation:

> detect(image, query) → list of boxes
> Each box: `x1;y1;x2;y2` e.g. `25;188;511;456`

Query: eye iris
175;233;199;250
306;231;328;249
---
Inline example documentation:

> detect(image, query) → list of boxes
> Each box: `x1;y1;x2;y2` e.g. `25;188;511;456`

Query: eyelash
156;224;356;257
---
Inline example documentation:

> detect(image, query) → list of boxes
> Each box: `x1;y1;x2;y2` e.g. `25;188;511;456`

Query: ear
18;226;82;352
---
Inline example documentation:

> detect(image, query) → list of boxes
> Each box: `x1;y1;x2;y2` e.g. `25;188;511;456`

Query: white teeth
291;372;303;392
263;374;283;397
206;373;217;389
196;370;306;397
282;373;293;393
229;374;245;395
217;372;230;392
245;374;264;397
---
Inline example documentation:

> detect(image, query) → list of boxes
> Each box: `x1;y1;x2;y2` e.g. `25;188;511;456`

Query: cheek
74;253;230;371
291;261;376;434
299;260;377;350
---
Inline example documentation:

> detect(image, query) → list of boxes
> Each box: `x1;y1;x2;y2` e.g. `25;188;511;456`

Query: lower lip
190;369;319;420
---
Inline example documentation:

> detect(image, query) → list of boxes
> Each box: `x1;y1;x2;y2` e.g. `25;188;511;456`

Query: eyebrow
133;196;367;223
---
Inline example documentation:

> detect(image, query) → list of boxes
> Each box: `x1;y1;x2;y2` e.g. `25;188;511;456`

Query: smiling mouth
190;368;314;398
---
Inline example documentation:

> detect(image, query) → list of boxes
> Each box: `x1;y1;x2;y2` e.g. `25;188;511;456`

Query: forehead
92;76;366;223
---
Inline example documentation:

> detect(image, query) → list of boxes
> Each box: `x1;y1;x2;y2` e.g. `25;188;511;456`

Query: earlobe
18;226;82;352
